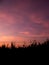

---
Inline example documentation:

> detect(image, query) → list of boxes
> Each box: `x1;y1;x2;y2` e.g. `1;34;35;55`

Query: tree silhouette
11;42;15;48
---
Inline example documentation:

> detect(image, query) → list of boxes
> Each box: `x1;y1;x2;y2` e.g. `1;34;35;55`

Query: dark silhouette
0;39;49;56
0;39;49;48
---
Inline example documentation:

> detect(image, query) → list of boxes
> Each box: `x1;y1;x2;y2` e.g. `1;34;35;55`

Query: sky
0;0;49;45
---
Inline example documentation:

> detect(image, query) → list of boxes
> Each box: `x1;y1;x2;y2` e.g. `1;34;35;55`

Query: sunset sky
0;0;49;44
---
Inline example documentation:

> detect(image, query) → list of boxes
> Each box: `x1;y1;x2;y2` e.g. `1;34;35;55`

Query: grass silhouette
0;39;49;56
0;39;49;48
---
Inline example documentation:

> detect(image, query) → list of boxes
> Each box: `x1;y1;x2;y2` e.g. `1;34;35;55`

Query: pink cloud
0;11;14;24
19;31;30;35
43;22;49;28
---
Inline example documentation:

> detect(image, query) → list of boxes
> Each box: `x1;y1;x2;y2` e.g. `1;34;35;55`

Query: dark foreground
0;39;49;56
0;39;49;64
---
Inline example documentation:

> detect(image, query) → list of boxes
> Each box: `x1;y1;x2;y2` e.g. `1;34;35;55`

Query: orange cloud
19;31;30;35
0;36;25;42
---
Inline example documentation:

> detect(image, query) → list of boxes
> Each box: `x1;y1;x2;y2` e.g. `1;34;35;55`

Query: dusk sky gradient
0;0;49;45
